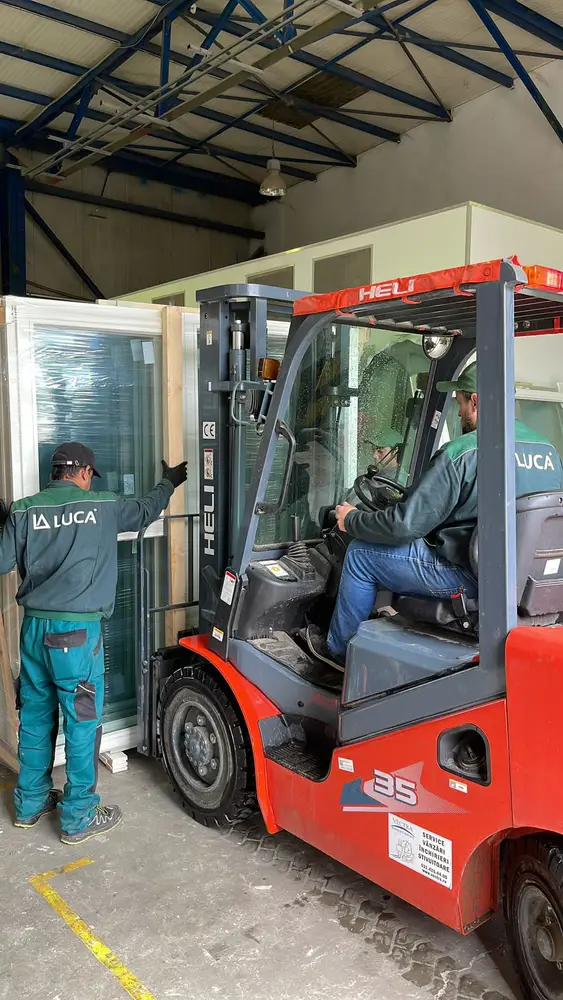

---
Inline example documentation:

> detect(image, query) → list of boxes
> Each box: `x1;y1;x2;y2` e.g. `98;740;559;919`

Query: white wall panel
468;205;563;270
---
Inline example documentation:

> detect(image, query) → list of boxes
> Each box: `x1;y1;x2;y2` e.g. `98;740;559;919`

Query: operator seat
394;491;563;632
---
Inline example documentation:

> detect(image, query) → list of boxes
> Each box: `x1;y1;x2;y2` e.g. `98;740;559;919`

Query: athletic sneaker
60;804;123;845
303;624;345;672
14;788;63;829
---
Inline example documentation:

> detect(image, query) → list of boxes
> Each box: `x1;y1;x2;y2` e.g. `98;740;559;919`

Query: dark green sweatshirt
0;479;174;620
345;420;563;570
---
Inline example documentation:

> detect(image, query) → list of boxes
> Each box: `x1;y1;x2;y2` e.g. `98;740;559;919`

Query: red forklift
139;258;563;1000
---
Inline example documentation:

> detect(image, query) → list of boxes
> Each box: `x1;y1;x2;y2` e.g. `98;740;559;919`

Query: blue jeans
327;538;478;659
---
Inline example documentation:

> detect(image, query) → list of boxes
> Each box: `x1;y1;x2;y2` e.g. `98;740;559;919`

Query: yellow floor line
29;858;157;1000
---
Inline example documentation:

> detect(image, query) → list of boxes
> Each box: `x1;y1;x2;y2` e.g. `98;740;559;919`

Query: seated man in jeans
308;362;563;667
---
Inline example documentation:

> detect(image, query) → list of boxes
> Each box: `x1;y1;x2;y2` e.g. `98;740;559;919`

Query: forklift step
260;714;335;782
265;740;331;781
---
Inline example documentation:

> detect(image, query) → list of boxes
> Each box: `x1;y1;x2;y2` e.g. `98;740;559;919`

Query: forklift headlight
422;334;453;360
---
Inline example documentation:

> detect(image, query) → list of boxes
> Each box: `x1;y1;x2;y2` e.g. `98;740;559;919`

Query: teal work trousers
14;617;105;834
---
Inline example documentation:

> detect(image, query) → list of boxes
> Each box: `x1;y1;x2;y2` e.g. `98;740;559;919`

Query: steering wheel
353;464;408;511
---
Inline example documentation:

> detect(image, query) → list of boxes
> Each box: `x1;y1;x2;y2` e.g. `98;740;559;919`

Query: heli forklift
139;259;563;1000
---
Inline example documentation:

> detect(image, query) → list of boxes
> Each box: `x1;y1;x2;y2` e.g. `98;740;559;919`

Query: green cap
436;361;477;395
372;428;403;449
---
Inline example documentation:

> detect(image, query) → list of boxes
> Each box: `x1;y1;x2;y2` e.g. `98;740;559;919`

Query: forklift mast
195;284;304;634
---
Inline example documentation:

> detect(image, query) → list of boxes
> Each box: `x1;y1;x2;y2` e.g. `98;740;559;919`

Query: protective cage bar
137;512;199;753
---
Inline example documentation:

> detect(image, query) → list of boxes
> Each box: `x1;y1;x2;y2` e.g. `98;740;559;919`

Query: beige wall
23;160;255;300
252;61;563;256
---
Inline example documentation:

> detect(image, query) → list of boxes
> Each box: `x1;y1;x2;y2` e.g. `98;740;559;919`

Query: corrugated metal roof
0;0;562;205
1;7;114;65
38;0;157;33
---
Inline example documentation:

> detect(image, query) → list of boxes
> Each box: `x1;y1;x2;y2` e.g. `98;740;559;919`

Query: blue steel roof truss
0;0;562;205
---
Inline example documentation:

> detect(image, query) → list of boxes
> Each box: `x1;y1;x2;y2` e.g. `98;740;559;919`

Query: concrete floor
0;755;518;1000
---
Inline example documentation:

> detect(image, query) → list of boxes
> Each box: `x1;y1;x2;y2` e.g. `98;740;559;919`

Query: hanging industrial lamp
259;157;287;198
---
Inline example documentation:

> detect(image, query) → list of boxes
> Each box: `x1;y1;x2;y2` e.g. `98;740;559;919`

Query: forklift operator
0;442;187;845
314;362;563;665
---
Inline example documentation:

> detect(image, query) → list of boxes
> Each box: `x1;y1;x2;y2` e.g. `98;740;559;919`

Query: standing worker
0;443;187;845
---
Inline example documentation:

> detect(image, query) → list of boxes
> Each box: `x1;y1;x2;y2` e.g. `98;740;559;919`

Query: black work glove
0;499;10;530
161;460;188;489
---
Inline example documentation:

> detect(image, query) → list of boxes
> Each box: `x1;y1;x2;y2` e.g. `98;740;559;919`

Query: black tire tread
159;662;257;828
503;834;563;1000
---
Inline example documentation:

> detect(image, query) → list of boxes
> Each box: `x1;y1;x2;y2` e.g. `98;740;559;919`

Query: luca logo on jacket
32;509;98;530
515;451;555;471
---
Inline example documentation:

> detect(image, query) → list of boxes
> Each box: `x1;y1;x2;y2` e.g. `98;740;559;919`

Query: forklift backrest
458;493;563;618
516;492;563;617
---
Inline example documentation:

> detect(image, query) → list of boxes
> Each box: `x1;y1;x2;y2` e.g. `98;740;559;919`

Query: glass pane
246;266;294;289
439;338;563;454
515;333;563;454
152;293;185;306
255;325;429;547
313;248;371;293
32;327;163;726
33;328;161;496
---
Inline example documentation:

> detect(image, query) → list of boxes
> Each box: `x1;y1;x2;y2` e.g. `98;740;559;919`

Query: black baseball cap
51;442;101;478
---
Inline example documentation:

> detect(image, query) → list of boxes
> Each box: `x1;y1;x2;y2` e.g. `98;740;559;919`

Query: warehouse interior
2;3;563;1000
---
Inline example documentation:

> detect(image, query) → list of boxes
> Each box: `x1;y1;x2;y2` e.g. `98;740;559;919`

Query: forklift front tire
159;664;257;828
505;836;563;1000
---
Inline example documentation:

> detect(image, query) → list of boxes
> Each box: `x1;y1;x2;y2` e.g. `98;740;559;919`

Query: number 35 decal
373;769;418;806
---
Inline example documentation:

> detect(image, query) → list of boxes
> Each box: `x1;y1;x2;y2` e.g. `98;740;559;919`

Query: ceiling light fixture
259;158;287;198
260;119;287;198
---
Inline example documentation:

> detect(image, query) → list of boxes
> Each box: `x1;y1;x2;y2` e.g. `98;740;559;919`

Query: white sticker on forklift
212;627;224;642
449;778;468;794
204;449;214;481
388;814;452;889
206;330;212;346
544;558;561;576
220;571;237;606
262;561;289;578
338;757;354;773
431;409;442;430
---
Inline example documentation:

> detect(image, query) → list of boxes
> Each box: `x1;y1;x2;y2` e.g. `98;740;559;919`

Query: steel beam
0;148;26;295
193;7;450;118
14;0;195;142
283;0;297;42
367;19;514;88
1;37;397;146
25;199;104;299
67;83;95;139
0;0;127;41
15;130;266;204
468;0;563;145
279;97;400;141
482;0;563;52
0;87;276;199
0;77;319;182
158;16;173;118
25;181;265;239
165;5;386;123
175;106;356;162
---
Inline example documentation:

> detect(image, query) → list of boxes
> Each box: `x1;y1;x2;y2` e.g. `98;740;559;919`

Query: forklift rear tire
505;836;563;1000
160;664;257;828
